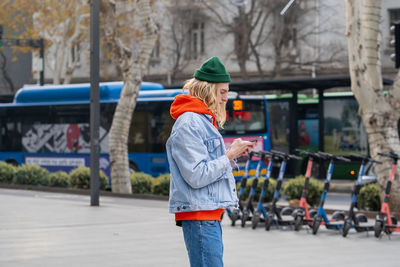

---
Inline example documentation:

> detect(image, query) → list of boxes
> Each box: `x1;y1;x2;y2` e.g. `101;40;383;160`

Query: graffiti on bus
21;123;109;153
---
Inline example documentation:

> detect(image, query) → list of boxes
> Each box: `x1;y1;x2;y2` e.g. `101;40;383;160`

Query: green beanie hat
194;56;231;83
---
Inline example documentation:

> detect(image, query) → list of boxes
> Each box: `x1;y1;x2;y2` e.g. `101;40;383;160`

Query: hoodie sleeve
169;119;231;189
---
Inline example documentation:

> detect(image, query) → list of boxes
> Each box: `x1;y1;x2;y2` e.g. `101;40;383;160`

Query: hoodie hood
170;94;217;129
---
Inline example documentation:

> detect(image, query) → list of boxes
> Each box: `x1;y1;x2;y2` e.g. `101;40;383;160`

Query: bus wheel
5;158;19;166
129;161;139;174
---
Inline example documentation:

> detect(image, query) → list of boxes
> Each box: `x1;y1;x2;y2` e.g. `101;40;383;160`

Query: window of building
150;36;161;63
187;22;205;59
71;44;81;63
389;8;400;27
388;9;400;50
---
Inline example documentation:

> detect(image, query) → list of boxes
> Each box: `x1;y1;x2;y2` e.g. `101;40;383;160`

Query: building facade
25;0;400;88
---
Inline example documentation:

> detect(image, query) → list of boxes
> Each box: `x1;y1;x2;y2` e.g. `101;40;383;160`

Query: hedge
48;171;70;188
153;174;170;196
283;176;323;207
69;166;108;190
236;177;277;203
130;172;154;194
357;183;381;211
13;164;49;186
0;161;17;184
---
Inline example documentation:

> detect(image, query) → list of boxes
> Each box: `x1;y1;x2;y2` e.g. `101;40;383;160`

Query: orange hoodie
170;94;218;129
170;94;224;222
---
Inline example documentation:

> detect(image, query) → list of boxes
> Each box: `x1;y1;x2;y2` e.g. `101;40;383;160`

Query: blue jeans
181;220;224;267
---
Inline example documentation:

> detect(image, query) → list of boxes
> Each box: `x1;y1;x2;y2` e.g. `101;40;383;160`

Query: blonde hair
183;78;226;128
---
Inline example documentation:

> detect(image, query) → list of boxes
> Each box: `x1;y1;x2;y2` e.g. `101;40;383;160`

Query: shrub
14;164;49;186
48;171;70;188
283;176;323;207
0;161;17;184
357;183;381;211
130;172;154;194
153;174;170;196
236;177;277;203
69;166;108;190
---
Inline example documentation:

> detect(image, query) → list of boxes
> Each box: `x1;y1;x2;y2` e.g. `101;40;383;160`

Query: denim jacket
166;112;239;213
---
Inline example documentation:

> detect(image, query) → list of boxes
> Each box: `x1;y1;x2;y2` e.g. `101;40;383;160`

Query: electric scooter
241;151;267;227
374;152;400;238
342;154;381;237
292;149;322;231
251;151;280;229
311;152;351;235
264;150;301;231
228;152;255;226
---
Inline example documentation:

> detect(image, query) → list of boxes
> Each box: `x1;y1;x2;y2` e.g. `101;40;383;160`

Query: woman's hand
226;138;256;161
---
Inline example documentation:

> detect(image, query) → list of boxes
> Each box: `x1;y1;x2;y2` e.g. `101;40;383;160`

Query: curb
0;181;355;200
330;182;353;193
0;183;169;201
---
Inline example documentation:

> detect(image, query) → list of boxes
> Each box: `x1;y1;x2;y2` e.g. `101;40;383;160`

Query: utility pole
39;38;44;85
90;0;100;206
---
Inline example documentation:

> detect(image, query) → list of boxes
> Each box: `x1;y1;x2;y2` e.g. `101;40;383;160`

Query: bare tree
163;2;203;84
345;0;400;214
0;51;15;93
0;0;90;85
269;1;348;77
201;0;346;79
203;0;274;79
102;0;157;193
32;0;89;84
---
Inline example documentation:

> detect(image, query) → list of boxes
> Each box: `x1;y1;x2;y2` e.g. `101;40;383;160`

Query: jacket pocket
205;137;223;158
217;173;238;202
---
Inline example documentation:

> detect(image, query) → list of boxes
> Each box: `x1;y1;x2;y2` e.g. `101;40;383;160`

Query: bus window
267;100;289;153
52;105;89;124
128;101;174;153
324;98;367;154
221;99;267;135
2;120;23;151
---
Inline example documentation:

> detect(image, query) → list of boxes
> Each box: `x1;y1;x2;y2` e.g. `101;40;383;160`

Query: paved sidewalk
0;188;399;267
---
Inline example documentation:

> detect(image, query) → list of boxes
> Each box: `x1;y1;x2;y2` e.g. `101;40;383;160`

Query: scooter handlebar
349;153;382;164
295;149;321;158
335;156;351;162
378;152;400;160
317;151;351;162
252;151;268;159
270;150;301;160
289;154;302;160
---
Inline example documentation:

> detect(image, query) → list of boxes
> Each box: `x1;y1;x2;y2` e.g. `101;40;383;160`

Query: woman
166;56;255;267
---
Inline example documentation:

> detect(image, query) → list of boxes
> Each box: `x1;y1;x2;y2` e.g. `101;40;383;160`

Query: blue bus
0;81;271;179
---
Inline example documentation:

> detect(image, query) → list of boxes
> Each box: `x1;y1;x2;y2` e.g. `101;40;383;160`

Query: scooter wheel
241;212;248;228
309;209;317;218
294;215;303;231
230;210;238;226
342;220;351;237
312;215;321;235
374;221;383;238
252;213;260;229
265;216;272;231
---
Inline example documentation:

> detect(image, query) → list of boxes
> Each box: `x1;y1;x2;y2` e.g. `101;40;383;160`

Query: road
0;188;398;267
